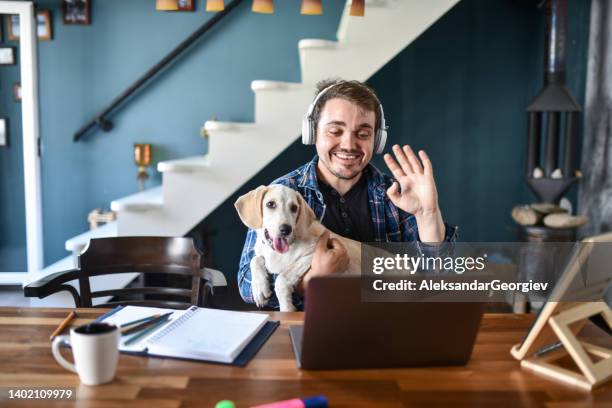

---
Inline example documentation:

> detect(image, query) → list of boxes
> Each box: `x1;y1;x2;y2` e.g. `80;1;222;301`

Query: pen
120;313;161;328
123;314;171;346
49;311;77;341
121;313;173;335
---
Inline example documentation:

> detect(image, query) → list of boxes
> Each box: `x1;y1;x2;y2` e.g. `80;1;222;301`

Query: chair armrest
23;269;82;307
202;267;227;287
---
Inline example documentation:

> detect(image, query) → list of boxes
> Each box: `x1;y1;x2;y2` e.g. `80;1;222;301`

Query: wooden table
0;308;610;407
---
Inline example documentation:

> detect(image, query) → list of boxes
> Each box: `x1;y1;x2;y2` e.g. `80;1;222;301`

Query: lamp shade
156;0;179;11
350;0;365;16
252;0;274;14
206;0;225;12
301;0;322;15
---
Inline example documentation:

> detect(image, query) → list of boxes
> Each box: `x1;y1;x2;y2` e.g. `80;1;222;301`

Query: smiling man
238;79;456;309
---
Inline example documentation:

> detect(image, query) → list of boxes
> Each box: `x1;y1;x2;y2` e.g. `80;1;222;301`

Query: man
238;79;456;308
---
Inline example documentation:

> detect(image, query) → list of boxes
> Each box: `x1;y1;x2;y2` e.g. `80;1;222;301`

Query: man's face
315;98;376;181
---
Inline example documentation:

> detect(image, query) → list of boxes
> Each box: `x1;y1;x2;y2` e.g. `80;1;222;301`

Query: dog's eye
290;204;298;213
266;201;276;209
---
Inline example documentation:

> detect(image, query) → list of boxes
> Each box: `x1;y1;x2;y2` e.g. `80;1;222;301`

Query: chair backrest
77;236;206;309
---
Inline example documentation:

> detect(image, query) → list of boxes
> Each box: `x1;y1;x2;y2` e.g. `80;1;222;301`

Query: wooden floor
0;307;610;407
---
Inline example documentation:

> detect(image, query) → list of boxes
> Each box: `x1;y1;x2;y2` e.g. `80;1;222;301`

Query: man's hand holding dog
384;144;445;244
300;231;349;293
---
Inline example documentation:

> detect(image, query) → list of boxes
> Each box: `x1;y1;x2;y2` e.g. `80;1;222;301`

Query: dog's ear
295;192;316;236
235;185;268;230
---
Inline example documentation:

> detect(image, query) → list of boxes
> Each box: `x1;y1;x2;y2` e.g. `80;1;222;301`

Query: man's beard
321;154;363;180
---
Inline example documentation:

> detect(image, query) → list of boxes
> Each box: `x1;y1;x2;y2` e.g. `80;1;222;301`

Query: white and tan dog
235;184;360;311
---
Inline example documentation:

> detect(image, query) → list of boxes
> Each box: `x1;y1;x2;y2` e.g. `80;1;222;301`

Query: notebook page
100;306;186;353
147;308;269;363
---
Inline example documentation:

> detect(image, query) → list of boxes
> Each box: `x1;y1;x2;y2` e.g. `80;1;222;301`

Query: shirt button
339;198;345;203
345;228;351;234
342;212;348;218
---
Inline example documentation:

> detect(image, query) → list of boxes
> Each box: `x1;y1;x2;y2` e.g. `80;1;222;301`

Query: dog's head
234;185;316;254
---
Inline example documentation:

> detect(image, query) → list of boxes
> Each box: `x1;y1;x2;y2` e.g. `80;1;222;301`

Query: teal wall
0;0;591;280
0;0;344;270
0;38;26;271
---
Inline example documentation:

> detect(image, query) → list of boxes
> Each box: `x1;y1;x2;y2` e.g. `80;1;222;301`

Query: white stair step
158;155;211;173
204;121;264;166
65;221;118;252
252;80;289;91
298;40;348;84
337;0;389;43
251;81;313;126
40;254;76;276
298;39;339;50
203;121;248;132
111;186;163;212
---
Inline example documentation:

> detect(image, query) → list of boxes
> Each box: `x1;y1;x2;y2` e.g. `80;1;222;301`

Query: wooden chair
24;236;213;309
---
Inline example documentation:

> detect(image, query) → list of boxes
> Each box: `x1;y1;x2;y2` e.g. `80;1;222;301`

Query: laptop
289;276;484;370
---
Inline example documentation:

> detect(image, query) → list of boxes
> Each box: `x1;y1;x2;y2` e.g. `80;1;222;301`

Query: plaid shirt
237;155;457;308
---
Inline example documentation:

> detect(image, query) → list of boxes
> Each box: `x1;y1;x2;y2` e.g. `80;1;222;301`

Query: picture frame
0;47;15;65
62;0;91;25
37;10;53;41
0;119;9;148
13;82;22;102
7;15;19;41
6;11;53;41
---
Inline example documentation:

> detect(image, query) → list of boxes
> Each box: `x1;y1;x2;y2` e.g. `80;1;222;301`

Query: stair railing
73;0;244;142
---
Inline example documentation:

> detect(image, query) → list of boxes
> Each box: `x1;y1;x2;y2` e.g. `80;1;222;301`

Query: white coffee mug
52;322;120;386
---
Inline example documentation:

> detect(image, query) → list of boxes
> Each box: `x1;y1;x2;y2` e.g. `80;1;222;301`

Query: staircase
27;0;460;305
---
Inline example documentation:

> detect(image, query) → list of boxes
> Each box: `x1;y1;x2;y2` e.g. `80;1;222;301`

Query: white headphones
301;82;388;154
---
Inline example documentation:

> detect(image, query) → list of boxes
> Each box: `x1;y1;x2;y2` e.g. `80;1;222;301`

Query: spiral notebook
98;305;278;366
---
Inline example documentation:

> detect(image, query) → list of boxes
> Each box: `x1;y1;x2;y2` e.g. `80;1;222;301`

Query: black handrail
74;0;244;142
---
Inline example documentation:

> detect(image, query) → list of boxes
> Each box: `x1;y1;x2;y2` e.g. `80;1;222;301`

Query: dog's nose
279;224;292;236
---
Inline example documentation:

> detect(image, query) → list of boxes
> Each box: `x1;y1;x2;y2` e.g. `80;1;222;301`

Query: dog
235;184;361;311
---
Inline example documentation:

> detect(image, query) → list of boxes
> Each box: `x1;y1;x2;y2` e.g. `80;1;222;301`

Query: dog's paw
279;303;297;312
251;276;272;308
251;255;266;271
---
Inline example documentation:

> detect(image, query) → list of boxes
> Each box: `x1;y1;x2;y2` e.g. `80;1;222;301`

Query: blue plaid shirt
237;155;457;308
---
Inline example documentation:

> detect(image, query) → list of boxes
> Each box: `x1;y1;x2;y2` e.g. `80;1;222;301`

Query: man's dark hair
311;79;382;135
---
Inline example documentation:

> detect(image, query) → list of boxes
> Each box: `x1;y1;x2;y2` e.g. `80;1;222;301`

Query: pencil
119;313;161;329
123;314;171;346
50;311;77;341
121;313;172;336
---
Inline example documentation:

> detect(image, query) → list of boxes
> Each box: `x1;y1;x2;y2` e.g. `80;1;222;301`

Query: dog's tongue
273;237;289;253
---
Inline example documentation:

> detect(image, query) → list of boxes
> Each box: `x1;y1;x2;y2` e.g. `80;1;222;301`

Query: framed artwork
13;82;22;102
0;47;15;65
6;11;53;41
7;15;19;41
177;0;195;11
37;10;53;41
62;0;91;25
0;119;8;148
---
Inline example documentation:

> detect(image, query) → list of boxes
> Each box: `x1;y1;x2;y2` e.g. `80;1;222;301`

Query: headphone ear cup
301;116;311;145
309;119;316;145
375;128;387;154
